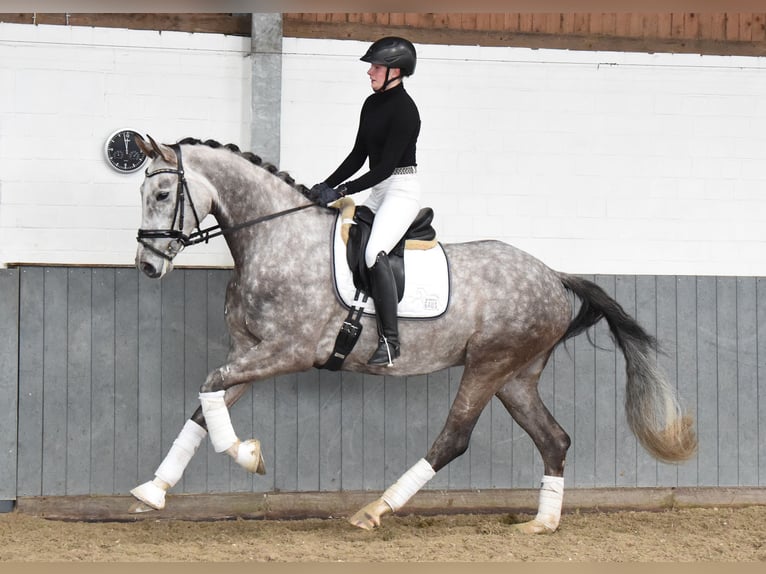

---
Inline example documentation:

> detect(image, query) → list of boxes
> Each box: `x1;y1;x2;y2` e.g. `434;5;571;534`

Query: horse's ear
135;134;153;158
144;134;176;164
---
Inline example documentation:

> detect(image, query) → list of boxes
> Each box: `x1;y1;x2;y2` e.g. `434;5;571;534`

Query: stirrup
367;338;400;366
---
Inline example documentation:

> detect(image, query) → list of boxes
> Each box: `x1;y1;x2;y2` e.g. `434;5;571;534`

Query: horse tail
558;273;697;463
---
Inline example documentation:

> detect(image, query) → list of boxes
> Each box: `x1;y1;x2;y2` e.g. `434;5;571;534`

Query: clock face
105;129;147;173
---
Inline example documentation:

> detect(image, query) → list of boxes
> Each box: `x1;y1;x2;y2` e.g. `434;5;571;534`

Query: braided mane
177;137;311;197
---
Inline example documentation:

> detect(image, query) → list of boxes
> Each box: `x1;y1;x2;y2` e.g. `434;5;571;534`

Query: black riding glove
309;182;347;207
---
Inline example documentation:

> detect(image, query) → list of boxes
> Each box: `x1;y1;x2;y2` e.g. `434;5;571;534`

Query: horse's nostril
141;261;160;278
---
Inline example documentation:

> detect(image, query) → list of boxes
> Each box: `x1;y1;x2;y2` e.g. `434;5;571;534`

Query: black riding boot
367;251;401;366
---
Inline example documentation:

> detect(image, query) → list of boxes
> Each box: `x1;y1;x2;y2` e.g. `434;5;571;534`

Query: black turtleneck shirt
324;83;420;195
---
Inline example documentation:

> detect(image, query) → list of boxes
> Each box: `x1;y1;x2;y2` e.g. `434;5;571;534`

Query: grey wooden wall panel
656;275;679;487
361;373;385;490
9;267;766;499
716;277;739;486
42;268;68;496
17;269;41;496
614;276;637;486
574;274;597;487
758;278;766;487
66;268;92;496
114;268;139;494
17;268;44;496
319;370;342;490
696;277;718;486
274;372;299;492
594;274;617;487
636;275;658;487
383;376;407;487
136;273;163;483
340;371;364;490
675;276;699;487
0;269;19;500
404;374;428;473
91;269;117;495
737;278;758;486
297;369;321;491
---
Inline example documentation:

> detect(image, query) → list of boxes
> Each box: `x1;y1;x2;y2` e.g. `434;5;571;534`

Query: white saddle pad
331;213;450;318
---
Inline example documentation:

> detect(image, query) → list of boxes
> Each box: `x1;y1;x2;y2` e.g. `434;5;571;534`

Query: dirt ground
1;505;765;562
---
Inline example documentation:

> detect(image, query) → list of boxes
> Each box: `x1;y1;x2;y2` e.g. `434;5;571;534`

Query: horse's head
134;135;215;279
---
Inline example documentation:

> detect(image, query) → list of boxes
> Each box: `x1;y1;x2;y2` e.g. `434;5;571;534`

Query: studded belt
392;166;417;175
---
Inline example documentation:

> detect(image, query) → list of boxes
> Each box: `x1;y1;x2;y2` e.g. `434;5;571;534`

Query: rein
136;144;315;261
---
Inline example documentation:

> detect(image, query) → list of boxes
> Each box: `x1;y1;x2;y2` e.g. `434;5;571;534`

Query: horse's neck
199;160;326;268
198;155;299;227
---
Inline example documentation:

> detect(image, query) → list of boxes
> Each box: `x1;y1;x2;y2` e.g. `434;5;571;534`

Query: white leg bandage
535;475;565;530
199;390;238;453
381;458;436;512
154;419;207;487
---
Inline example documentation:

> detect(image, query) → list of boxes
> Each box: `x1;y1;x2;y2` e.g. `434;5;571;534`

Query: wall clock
104;128;147;173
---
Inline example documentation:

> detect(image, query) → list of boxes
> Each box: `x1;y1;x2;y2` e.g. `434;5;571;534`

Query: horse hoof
512;518;558;534
129;481;166;511
236;439;267;475
347;498;390;530
128;501;157;514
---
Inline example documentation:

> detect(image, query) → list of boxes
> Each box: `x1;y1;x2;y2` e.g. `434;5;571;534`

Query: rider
310;36;421;367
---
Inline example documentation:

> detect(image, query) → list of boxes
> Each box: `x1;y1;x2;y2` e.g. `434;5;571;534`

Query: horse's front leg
129;382;253;512
130;340;308;512
197;340;316;474
197;372;267;475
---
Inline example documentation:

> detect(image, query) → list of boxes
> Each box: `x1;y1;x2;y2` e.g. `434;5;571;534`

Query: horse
130;135;697;533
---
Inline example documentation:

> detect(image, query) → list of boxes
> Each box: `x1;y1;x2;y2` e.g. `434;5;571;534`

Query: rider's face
368;64;401;92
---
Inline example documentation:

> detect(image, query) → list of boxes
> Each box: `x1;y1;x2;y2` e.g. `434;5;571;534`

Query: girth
340;198;437;298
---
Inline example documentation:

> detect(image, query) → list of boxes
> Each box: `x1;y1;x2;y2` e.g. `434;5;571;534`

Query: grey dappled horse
130;136;696;533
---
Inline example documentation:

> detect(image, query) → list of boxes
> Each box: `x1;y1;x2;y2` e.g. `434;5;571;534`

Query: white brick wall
0;23;249;268
2;25;765;275
282;39;766;276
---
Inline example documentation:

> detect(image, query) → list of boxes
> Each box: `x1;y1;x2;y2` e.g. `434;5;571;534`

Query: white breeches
362;173;421;268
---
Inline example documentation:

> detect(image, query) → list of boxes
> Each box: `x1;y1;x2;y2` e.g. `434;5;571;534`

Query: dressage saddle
345;204;437;299
320;203;438;371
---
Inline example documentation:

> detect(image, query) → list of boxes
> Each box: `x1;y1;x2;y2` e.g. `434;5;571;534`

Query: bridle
136;144;315;262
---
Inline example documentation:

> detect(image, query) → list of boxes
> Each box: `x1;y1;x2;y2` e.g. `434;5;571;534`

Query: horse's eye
156;190;171;201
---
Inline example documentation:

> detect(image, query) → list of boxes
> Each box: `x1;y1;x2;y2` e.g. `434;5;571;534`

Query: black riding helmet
360;36;416;91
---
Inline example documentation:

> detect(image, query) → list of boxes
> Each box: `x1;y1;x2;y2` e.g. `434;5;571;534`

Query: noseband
137;144;315;261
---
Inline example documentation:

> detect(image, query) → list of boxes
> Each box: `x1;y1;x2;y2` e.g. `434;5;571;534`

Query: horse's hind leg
348;363;500;530
129;382;255;512
494;359;571;534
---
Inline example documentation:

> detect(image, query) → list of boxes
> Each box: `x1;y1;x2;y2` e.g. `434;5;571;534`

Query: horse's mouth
135;251;174;279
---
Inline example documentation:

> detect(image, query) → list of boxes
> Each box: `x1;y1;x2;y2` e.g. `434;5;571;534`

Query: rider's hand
309;182;346;207
307;182;328;202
